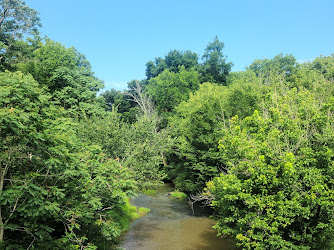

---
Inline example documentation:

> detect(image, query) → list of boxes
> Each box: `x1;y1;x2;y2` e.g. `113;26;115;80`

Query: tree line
0;1;333;249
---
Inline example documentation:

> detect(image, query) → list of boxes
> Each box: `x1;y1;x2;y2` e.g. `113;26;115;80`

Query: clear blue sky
25;0;333;91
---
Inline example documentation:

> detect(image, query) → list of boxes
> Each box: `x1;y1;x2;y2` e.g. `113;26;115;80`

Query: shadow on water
120;183;237;250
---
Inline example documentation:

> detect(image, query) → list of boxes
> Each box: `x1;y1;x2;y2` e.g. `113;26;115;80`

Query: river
119;183;236;250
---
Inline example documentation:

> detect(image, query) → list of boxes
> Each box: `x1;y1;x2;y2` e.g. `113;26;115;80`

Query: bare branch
126;80;155;116
188;191;214;214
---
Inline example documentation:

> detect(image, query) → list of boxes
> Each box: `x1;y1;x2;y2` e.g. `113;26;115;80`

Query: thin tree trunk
0;8;9;32
161;152;167;167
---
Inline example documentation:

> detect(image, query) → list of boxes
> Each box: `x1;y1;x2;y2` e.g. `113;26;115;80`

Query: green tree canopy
145;49;199;79
197;55;334;249
247;53;297;77
101;88;139;122
169;82;228;192
207;97;334;249
18;39;94;87
17;39;105;115
0;0;41;69
147;66;201;114
200;36;233;84
0;71;137;249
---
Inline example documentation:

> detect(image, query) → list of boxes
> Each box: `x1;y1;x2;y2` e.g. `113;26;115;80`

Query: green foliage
0;3;172;247
18;39;93;86
0;71;136;248
142;189;156;195
78;111;174;189
116;199;150;231
247;53;297;78
206;76;334;249
138;207;150;216
16;39;105;115
307;53;334;81
101;88;139;122
169;82;227;192
170;192;187;199
167;54;334;248
49;66;105;115
200;36;233;84
145;49;199;79
0;0;41;69
1;3;333;248
122;199;139;225
145;37;232;85
147;66;201;115
77;109;124;158
225;74;263;119
169;78;264;192
118;114;173;188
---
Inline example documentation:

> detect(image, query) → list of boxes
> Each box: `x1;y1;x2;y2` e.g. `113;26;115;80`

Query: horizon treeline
1;1;333;249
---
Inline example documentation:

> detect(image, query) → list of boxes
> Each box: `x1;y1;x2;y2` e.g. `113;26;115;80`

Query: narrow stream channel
120;183;236;250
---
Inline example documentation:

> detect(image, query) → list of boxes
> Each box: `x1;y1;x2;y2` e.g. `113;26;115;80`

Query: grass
123;198;151;221
142;189;156;195
138;207;150;216
129;206;150;220
170;191;187;199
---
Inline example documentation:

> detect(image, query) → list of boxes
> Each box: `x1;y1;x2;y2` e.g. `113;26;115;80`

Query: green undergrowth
120;199;150;231
142;189;157;195
85;198;151;249
138;207;151;216
170;191;187;199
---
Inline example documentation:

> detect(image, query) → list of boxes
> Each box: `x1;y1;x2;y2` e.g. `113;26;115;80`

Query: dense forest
0;1;333;249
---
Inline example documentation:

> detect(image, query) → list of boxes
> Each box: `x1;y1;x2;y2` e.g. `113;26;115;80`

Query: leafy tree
145;49;198;79
247;53;297;78
200;36;233;84
0;71;136;249
308;54;334;81
49;66;105;115
203;70;334;249
147;66;201;115
164;50;199;73
121;82;174;187
79;106;173;190
225;70;265;119
17;39;105;115
101;88;139;123
169;82;228;192
17;39;94;88
145;57;166;80
0;0;41;69
168;73;267;192
121;114;173;188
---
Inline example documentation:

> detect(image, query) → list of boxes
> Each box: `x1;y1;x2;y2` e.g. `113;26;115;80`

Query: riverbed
119;183;236;250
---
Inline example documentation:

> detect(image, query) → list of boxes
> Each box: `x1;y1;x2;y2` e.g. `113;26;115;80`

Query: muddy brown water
119;183;236;250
